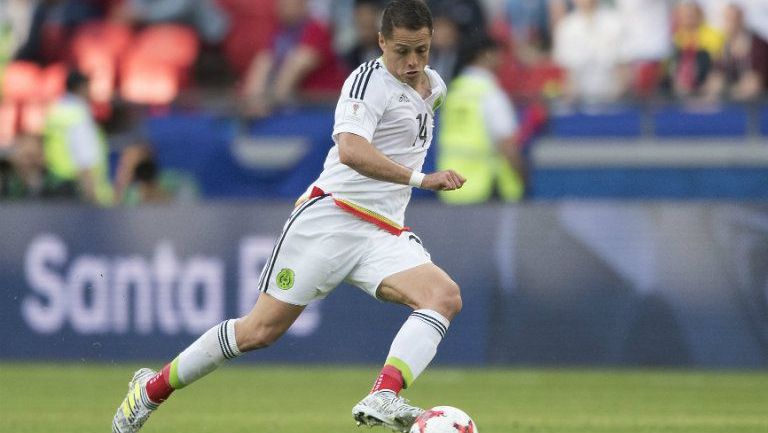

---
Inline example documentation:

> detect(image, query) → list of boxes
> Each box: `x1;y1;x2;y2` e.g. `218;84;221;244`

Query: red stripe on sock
145;363;174;404
371;364;404;394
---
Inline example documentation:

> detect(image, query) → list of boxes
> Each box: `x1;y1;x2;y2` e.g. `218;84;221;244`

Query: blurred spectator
696;0;730;32
616;0;672;99
504;0;551;54
430;8;461;80
1;0;36;64
667;1;724;99
553;0;625;104
343;0;382;69
15;0;107;65
217;0;276;77
738;0;768;89
547;0;571;31
0;133;59;199
42;69;113;205
111;0;229;45
428;0;487;80
428;0;486;37
113;142;198;205
438;34;525;205
704;3;763;101
240;0;348;117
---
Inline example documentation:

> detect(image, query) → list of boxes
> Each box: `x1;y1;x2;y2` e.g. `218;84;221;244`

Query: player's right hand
422;170;466;191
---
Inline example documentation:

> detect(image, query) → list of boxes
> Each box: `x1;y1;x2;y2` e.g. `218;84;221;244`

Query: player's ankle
370;365;404;394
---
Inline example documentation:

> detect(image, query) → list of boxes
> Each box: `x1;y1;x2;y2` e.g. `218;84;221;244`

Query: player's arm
273;45;321;104
337;132;465;191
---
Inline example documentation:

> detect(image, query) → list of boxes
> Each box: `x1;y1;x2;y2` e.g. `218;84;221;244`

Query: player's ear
378;32;386;51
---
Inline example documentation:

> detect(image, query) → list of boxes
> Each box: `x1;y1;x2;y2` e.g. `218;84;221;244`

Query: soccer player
111;1;466;432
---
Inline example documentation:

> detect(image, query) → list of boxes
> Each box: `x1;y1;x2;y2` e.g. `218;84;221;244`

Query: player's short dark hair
380;0;433;39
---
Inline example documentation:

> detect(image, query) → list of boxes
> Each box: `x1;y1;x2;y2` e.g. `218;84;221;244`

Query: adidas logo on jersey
399;94;410;103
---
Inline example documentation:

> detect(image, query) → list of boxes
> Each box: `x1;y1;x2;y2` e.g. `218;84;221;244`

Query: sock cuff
410;309;449;338
385;356;414;389
220;319;242;359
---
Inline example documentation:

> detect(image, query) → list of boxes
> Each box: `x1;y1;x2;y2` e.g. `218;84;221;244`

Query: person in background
667;1;724;99
0;134;58;199
240;0;348;117
14;0;106;65
427;0;485;38
734;0;768;91
111;0;230;45
704;2;762;101
438;33;525;204
552;0;625;104
428;8;460;80
504;0;552;57
42;69;113;205
113;142;198;205
615;0;672;99
344;0;383;68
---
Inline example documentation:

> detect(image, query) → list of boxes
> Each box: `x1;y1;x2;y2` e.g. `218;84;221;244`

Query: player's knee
436;280;462;320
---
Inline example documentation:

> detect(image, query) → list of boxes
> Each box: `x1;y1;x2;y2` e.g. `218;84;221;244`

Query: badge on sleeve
343;101;366;125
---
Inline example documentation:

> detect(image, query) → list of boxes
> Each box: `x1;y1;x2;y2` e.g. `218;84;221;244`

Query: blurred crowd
0;0;767;205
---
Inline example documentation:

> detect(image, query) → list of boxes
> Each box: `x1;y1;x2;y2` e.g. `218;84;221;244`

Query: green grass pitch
1;363;766;433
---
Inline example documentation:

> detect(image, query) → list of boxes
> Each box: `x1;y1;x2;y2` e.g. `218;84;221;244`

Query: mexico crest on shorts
276;268;295;290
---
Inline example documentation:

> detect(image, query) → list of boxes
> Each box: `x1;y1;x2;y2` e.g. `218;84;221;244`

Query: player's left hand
422;170;466;191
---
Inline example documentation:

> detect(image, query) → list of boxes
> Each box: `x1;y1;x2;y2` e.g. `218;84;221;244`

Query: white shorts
257;194;432;306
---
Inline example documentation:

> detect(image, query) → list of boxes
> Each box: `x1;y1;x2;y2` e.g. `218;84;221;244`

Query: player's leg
374;262;461;391
350;232;461;432
112;293;304;433
113;193;338;433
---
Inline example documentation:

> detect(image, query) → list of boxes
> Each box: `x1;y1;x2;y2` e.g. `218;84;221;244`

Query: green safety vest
43;101;113;206
437;74;523;204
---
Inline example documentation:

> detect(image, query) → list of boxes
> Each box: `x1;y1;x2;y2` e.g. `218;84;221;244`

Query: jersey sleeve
332;65;388;144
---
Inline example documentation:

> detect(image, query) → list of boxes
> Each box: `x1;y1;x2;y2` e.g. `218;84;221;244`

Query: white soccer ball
409;406;478;433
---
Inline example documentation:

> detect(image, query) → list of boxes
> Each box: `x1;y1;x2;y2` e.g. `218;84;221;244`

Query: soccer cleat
352;390;425;432
111;368;159;433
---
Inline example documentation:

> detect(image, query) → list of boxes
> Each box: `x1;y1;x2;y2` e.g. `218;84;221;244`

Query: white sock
170;319;242;388
384;309;450;388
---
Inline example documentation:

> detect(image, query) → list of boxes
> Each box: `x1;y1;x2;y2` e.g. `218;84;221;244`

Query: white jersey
304;58;447;228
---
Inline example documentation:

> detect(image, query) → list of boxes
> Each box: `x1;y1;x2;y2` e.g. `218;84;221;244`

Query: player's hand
421;170;466;191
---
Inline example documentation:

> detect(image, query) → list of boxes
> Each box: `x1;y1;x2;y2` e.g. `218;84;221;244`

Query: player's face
379;26;432;88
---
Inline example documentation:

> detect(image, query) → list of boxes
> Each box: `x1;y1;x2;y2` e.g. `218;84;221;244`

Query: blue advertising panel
2;202;767;367
0;202;493;365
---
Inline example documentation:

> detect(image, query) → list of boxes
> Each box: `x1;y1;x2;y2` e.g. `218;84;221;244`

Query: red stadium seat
71;20;133;60
41;63;67;102
133;24;199;69
74;42;116;104
2;61;43;102
0;102;19;146
20;101;47;134
120;49;179;105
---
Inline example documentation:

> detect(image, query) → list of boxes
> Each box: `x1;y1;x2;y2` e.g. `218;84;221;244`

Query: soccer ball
409;406;477;433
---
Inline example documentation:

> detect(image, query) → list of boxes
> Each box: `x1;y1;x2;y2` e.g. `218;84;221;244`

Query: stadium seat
133;24;199;69
71;20;133;60
20;101;47;134
73;42;116;105
0;102;19;146
2;61;42;102
120;50;179;105
40;63;67;102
